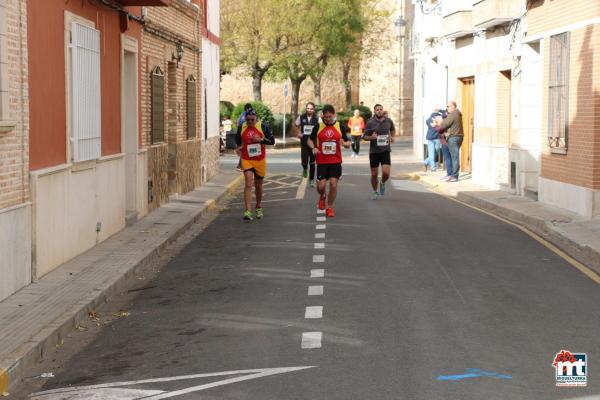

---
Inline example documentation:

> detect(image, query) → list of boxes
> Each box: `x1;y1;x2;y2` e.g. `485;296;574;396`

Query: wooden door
460;78;475;172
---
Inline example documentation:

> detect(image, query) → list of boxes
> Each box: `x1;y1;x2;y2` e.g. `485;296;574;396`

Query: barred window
548;32;569;153
186;75;196;139
151;66;165;144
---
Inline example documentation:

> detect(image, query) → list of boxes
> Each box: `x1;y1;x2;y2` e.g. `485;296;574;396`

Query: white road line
314;243;325;249
316;224;326;230
308;285;323;296
301;332;322;349
32;367;317;399
296;177;308;199
317;209;325;214
315;233;325;239
310;269;324;278
313;255;325;263
316;216;326;222
305;306;323;319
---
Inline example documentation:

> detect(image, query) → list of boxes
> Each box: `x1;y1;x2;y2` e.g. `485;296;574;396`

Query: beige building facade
412;0;600;218
360;0;414;135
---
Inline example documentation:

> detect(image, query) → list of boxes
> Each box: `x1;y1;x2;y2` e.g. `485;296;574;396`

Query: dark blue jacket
425;112;441;140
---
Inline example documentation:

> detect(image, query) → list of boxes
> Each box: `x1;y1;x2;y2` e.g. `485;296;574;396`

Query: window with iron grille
186;75;196;139
548;32;569;153
151;66;165;144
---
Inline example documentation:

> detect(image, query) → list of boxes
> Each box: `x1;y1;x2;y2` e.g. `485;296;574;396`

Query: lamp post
394;14;406;135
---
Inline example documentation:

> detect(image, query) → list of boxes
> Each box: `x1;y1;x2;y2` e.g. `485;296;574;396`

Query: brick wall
0;0;28;210
141;0;204;201
527;0;599;37
140;4;202;148
539;24;600;190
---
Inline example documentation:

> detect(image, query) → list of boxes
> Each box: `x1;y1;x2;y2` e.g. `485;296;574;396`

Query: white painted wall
0;203;31;301
30;157;126;278
202;0;220;139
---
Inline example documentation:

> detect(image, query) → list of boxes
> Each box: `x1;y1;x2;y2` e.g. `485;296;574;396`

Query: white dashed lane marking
305;306;323;319
316;216;326;222
313;255;325;263
310;269;325;278
301;332;322;349
314;243;325;249
314;233;325;239
308;285;323;296
317;209;325;214
316;224;326;230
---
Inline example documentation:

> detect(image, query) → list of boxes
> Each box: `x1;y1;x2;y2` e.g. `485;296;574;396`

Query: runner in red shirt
307;104;351;218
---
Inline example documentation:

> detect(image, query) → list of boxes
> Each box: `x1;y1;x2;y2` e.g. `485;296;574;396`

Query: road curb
1;173;244;393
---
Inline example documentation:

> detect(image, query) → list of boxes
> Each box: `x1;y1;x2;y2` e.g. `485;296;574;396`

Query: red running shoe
318;195;326;210
326;207;335;218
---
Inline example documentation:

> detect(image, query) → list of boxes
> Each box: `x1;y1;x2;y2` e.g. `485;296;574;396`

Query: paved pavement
8;141;600;399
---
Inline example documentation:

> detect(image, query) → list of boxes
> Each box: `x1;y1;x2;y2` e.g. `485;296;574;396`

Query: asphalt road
14;142;600;400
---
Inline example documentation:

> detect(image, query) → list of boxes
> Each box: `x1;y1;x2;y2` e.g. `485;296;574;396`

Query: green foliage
351;104;372;120
220;101;235;120
232;101;274;128
271;114;294;137
336;111;353;128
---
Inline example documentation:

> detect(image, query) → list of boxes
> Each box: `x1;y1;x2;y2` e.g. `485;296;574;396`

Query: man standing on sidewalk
363;104;395;200
439;101;463;182
308;104;351;218
236;108;275;221
295;102;319;187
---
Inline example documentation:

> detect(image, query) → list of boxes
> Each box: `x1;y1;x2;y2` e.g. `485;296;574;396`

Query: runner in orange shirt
235;108;275;221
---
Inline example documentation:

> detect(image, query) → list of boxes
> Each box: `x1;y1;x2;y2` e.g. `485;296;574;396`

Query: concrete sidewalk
412;170;600;277
0;171;243;394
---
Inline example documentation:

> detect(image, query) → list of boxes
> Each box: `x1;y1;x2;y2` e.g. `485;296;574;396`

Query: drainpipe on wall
19;0;25;204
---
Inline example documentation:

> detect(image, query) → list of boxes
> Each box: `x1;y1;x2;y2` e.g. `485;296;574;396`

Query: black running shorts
369;151;391;168
317;163;342;181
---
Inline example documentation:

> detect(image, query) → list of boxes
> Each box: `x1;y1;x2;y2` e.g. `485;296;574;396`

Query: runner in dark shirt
363;104;395;200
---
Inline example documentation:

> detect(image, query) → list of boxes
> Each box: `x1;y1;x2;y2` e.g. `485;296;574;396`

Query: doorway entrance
122;41;139;222
460;77;475;172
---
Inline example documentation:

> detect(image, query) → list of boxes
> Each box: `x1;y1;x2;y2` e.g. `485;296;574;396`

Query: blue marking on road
437;368;513;381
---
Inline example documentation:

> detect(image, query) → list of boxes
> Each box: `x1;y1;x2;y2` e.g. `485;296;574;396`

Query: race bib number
303;125;314;136
247;143;262;157
377;135;389;146
353;126;360;132
322;141;337;155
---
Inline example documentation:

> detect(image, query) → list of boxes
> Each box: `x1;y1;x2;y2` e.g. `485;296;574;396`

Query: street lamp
394;15;406;39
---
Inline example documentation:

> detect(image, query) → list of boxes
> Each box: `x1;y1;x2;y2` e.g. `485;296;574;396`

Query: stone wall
359;0;414;135
220;62;359;114
148;144;169;212
170;139;201;194
202;136;221;182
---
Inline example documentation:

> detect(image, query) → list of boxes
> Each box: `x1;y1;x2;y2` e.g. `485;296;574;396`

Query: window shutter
151;66;165;144
186;75;196;139
71;22;101;162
